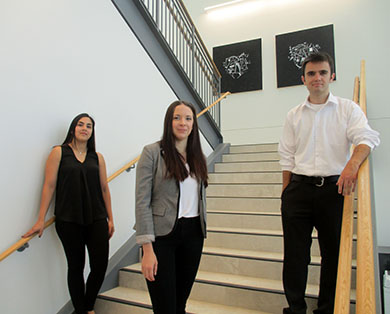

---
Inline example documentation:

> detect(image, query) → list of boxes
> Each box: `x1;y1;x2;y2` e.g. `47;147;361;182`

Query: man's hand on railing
22;219;45;239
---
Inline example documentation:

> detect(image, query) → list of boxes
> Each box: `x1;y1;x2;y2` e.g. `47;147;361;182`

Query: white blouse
178;164;199;218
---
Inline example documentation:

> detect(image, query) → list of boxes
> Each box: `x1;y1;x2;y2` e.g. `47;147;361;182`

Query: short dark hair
62;113;96;152
302;52;334;76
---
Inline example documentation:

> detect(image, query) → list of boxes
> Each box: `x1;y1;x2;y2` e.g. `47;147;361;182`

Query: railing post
191;23;195;87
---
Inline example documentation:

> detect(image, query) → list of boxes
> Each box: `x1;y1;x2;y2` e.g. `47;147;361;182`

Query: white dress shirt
278;93;380;177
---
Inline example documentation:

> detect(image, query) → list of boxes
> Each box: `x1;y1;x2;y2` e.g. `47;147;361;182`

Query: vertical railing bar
137;0;222;128
169;0;172;47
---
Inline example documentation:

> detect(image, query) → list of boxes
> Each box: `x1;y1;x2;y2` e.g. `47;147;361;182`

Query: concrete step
206;227;357;258
201;246;356;287
207;184;282;198
96;287;266;314
222;152;280;162
207;210;358;231
229;143;279;154
208;210;282;230
209;172;282;184
207;197;281;213
215;161;281;172
119;263;355;313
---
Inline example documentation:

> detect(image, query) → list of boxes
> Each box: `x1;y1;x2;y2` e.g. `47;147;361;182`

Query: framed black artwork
213;38;262;93
275;24;335;88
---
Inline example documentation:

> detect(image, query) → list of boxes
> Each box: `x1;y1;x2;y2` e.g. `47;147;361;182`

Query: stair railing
135;0;222;128
334;60;376;314
0;92;230;263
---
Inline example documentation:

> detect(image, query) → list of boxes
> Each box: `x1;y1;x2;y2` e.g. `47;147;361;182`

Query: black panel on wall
275;24;335;88
213;38;262;94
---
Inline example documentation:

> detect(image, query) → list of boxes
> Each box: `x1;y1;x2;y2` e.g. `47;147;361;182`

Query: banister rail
0;91;230;263
334;77;359;314
334;60;376;314
355;60;376;314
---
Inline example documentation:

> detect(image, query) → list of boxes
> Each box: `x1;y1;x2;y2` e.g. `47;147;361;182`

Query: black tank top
54;145;107;225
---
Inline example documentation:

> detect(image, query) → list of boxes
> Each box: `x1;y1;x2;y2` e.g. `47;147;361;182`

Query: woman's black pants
55;219;109;314
146;216;204;314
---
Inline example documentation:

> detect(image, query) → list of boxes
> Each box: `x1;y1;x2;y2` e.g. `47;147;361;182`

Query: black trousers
281;180;344;314
55;219;109;314
146;216;204;314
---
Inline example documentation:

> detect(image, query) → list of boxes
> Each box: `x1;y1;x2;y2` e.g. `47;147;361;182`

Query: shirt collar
303;92;338;108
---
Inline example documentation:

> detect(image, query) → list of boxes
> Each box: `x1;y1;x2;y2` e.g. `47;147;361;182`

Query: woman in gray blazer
135;100;208;314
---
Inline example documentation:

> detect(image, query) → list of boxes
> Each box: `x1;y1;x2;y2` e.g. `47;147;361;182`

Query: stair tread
203;246;317;265
122;263;357;300
99;287;267;314
208;210;280;216
207;226;285;236
207;226;357;240
203;246;357;267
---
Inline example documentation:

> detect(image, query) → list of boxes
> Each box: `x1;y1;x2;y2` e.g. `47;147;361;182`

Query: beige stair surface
96;143;357;313
207;210;282;230
229;143;279;153
207;197;281;213
209;172;282;184
222;152;280;162
96;287;267;314
207;183;282;198
214;160;281;172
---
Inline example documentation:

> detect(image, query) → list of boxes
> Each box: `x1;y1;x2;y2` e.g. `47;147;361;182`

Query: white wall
183;0;390;246
0;0;211;313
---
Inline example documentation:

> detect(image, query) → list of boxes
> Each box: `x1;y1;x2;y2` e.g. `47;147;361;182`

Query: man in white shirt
278;52;380;314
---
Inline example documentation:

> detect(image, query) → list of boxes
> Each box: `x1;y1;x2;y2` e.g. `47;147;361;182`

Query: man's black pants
281;177;344;314
146;216;204;314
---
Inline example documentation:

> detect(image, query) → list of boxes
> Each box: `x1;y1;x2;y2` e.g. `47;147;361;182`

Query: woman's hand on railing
22;219;45;239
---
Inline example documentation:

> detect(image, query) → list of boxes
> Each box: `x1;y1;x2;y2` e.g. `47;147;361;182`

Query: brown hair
302;52;335;76
160;100;208;185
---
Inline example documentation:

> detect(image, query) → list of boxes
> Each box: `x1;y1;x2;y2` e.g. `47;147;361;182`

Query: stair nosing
202;246;357;268
207;210;280;216
98;287;269;314
121;264;356;301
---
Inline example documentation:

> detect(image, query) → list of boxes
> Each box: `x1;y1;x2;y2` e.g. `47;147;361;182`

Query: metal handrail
137;0;222;128
334;60;376;314
0;92;230;262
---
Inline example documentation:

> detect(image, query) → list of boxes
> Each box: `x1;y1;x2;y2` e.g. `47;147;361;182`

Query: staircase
95;143;356;313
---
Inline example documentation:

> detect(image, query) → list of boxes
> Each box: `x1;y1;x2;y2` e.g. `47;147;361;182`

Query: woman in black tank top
23;113;114;314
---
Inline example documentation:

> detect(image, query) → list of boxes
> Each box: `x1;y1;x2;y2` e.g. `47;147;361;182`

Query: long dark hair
160;100;208;185
62;113;96;152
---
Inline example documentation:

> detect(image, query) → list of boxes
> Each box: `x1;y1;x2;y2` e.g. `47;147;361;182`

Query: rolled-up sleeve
135;145;156;245
278;113;296;172
347;103;380;151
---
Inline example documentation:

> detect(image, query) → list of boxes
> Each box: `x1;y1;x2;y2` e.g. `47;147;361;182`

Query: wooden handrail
334;76;360;314
0;92;230;262
356;60;376;314
334;60;376;313
197;92;230;118
0;217;56;262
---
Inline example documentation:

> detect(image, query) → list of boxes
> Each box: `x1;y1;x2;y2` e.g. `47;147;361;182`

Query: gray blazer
134;142;207;245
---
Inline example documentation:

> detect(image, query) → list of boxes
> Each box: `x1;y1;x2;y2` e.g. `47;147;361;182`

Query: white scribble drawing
223;52;250;79
288;42;321;69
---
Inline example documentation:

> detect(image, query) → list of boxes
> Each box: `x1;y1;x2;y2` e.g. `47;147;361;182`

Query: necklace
73;143;86;155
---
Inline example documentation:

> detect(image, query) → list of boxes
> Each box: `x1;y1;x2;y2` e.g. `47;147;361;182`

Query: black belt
291;174;339;187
